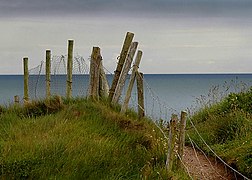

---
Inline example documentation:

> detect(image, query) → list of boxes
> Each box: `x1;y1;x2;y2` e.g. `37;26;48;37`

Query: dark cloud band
1;0;252;18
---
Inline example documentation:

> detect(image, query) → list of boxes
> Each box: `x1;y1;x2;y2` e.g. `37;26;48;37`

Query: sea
1;74;252;119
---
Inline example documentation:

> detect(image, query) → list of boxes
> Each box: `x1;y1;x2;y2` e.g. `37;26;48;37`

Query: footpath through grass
187;88;252;179
0;97;188;179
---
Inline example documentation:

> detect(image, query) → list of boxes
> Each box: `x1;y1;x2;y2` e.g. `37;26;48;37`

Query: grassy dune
0;97;188;179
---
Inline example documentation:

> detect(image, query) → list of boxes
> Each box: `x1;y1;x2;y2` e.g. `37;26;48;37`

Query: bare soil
183;146;237;180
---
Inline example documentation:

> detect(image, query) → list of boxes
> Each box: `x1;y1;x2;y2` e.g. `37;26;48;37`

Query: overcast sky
1;0;252;74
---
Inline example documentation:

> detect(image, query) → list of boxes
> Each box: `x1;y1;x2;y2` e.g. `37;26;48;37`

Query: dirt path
183;146;236;180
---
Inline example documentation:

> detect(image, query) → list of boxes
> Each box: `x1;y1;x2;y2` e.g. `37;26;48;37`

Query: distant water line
1;74;252;118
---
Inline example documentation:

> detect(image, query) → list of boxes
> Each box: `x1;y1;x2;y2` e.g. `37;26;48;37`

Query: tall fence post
136;71;145;119
99;59;109;98
166;114;178;173
23;57;29;102
178;111;187;168
112;42;138;104
66;40;74;99
109;32;134;101
46;50;51;99
89;47;101;99
121;50;143;113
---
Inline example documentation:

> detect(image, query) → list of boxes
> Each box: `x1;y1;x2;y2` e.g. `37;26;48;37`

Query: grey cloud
1;0;252;18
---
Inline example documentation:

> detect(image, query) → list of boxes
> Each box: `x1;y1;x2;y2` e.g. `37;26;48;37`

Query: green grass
187;88;252;178
0;97;189;179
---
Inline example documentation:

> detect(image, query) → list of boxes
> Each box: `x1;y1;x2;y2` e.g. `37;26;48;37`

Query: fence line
129;72;250;179
25;53;250;180
28;54;89;100
21;33;250;179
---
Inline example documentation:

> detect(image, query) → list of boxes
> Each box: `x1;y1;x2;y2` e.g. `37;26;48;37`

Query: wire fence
28;54;90;100
135;73;250;180
26;53;250;179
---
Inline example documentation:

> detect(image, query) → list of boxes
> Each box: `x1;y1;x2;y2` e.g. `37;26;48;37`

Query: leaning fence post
109;32;134;101
178;111;187;168
66;40;74;99
166;114;178;173
136;71;145;119
112;42;138;104
23;57;29;102
46;50;51;99
89;47;101;99
121;50;143;113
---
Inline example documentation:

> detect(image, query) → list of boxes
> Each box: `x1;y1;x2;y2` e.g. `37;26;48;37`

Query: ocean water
1;74;252;118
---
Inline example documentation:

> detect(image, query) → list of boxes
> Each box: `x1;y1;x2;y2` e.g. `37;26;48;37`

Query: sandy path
183;146;236;180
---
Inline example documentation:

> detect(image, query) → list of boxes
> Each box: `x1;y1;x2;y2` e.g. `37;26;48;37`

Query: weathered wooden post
112;42;138;104
89;47;102;99
66;40;74;99
121;50;143;113
99;59;109;98
178;111;187;168
46;50;51;99
109;32;134;101
23;57;29;102
166;114;178;173
14;95;20;104
136;71;145;119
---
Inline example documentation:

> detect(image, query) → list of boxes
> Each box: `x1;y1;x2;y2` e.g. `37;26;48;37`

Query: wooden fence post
89;47;101;99
109;32;134;101
66;40;74;99
136;71;145;119
166;114;178;173
46;50;51;99
178;111;187;168
112;42;138;104
23;57;29;102
99;59;109;98
14;95;20;104
121;50;143;113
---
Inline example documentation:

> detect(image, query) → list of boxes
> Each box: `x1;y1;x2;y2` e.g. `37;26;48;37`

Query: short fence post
178;111;187;169
14;95;20;104
121;50;143;113
23;57;29;102
46;50;51;99
112;42;138;104
109;32;134;101
89;47;101;99
166;114;178;173
66;40;74;99
136;71;145;119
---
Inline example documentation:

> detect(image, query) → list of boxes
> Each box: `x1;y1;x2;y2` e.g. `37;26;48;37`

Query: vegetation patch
0;97;189;179
187;88;252;178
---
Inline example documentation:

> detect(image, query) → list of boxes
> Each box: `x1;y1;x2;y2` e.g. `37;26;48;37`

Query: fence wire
129;73;250;180
28;54;89;100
